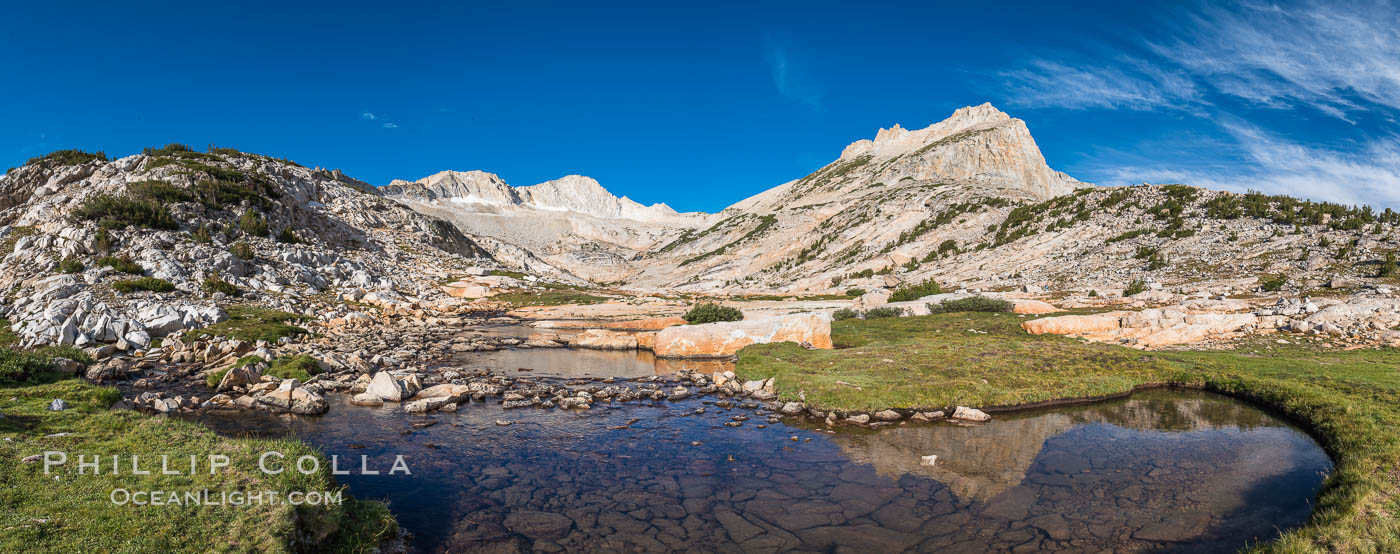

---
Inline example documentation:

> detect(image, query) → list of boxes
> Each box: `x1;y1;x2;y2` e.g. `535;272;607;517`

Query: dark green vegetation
206;354;321;389
231;241;255;260
0;345;89;387
72;192;179;231
202;274;240;296
97;255;144;275
925;295;1013;314
737;312;1400;552
0;378;396;552
1379;252;1397;278
189;306;307;343
63;144;285;238
682;303;744;324
112;277;175;294
238;210;269;237
25;149;106;167
859;307;905;319
1260;273;1289;292
57;256;84;274
277;227;299;244
831;308;858;321
888;278;941;302
1124;279;1148;296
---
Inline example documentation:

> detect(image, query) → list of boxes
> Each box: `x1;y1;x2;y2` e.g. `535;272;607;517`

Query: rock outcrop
651;313;833;358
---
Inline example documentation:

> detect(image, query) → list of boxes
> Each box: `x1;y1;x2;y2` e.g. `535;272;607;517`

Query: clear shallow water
200;388;1331;553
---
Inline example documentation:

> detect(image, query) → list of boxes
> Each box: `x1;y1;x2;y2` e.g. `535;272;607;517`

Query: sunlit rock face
383;103;1090;291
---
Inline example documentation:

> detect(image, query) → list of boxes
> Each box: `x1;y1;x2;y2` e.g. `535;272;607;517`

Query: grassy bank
0;377;397;553
737;312;1400;552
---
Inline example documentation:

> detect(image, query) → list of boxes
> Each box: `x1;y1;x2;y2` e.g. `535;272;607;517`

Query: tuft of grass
889;278;941;302
926;295;1013;314
112;277;175;294
683;303;744;324
97;255;144;275
189;306;307;343
736;313;1400;553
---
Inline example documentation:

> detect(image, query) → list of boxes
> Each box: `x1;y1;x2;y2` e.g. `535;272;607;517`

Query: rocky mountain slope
0;145;500;351
381;171;707;282
409;102;1394;302
386;103;1096;290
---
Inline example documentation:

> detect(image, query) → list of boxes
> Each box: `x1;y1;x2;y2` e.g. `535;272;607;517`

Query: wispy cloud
382;122;399;129
1000;58;1203;112
1087;121;1400;208
1000;0;1400;207
1003;1;1400;119
1157;1;1400;119
763;35;823;109
362;112;376;120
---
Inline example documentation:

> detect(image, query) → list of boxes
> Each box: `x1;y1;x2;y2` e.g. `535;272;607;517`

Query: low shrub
230;241;255;260
191;223;213;244
72;194;178;230
1259;273;1288;292
126;180;195;203
889;278;941;302
861;307;906;319
1379;252;1397;278
926;296;1014;314
1124;279;1149;296
238;210;268;237
202;275;240;296
58;256;84;274
113;277;175;294
845;288;865;297
683;303;744;324
98;255;144;275
276;227;299;244
26;149;106;167
832;308;859;321
142;143;194;156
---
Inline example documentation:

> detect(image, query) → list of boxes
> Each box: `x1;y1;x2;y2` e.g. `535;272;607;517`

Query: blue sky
4;0;1399;212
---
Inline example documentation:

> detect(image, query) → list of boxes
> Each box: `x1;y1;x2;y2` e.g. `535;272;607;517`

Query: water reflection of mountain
832;390;1290;502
